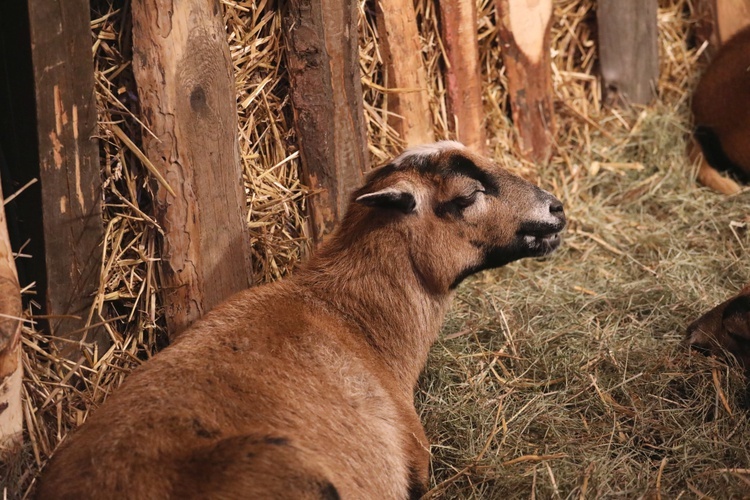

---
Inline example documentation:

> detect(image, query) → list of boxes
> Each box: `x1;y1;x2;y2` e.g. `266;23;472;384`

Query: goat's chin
522;232;562;256
449;237;562;290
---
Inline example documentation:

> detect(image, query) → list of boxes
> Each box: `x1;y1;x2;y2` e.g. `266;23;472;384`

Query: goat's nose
549;199;564;215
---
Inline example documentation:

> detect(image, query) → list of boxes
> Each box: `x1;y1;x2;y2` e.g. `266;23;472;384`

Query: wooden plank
496;0;555;165
597;0;659;106
27;0;104;354
439;0;487;154
282;0;370;243
0;174;22;456
131;0;253;337
376;0;435;146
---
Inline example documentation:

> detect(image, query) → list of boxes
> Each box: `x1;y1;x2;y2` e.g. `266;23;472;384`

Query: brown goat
687;285;750;370
35;142;566;499
691;25;750;194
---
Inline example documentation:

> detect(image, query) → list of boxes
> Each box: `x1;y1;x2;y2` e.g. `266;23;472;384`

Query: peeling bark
282;0;370;244
132;0;252;336
497;0;555;165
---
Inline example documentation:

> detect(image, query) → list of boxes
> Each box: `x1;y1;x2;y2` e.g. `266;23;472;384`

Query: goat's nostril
549;200;564;214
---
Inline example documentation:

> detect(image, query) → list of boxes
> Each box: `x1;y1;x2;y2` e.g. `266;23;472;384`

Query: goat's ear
723;296;750;340
355;185;417;214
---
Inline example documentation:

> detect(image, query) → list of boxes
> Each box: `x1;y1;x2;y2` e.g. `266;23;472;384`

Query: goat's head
686;287;750;371
339;141;566;293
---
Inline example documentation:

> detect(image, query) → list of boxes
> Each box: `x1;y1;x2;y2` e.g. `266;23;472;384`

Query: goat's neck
297;232;452;395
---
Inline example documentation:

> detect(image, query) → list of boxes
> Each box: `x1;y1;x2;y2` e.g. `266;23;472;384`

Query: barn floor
417;103;750;498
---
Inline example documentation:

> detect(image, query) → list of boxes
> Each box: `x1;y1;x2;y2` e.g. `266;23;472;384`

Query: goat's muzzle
517;196;566;257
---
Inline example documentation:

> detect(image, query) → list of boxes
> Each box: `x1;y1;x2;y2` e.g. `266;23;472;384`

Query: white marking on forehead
392;141;466;166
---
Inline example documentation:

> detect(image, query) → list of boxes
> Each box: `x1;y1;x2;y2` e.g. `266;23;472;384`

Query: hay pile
4;0;750;497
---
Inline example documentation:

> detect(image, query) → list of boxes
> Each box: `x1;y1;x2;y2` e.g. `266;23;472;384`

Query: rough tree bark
0;177;22;456
597;0;659;106
27;0;104;356
131;0;252;337
439;0;486;154
376;0;435;146
283;0;370;244
496;0;555;165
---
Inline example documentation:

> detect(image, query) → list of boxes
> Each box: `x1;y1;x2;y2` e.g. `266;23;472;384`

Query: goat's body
36;142;565;499
39;279;430;499
691;25;750;194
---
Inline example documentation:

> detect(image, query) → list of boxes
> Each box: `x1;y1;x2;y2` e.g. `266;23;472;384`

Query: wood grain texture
597;0;659;106
131;0;252;336
496;0;555;165
283;0;370;243
0;175;22;455
439;0;486;154
27;0;104;353
376;0;435;146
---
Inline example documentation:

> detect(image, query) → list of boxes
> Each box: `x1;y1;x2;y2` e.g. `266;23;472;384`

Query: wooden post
27;0;104;354
496;0;555;165
439;0;487;154
597;0;659;106
0;177;22;457
131;0;253;337
375;0;435;146
715;0;750;43
283;0;370;243
695;0;750;56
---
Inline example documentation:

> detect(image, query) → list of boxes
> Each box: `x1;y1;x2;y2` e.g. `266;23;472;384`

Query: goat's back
692;25;750;180
35;282;412;499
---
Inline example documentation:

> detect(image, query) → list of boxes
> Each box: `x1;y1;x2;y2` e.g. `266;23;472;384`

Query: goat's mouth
518;221;565;256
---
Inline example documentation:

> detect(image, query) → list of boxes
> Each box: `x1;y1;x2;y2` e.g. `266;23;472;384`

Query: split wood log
375;0;435;146
439;0;487;154
0;177;23;457
283;0;370;244
694;0;750;57
496;0;555;165
715;0;750;42
597;0;659;106
27;0;104;356
131;0;252;337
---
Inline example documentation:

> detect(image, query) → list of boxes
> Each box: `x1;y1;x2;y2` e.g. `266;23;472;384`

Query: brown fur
691;25;750;194
35;142;565;499
686;285;750;370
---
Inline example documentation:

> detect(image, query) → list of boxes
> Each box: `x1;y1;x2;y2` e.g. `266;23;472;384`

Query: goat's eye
453;190;482;209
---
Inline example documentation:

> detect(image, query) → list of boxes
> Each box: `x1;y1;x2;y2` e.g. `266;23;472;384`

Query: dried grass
4;0;750;498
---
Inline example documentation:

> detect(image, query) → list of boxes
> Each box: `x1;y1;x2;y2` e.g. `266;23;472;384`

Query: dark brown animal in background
687;285;750;370
35;142;566;500
691;25;750;195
